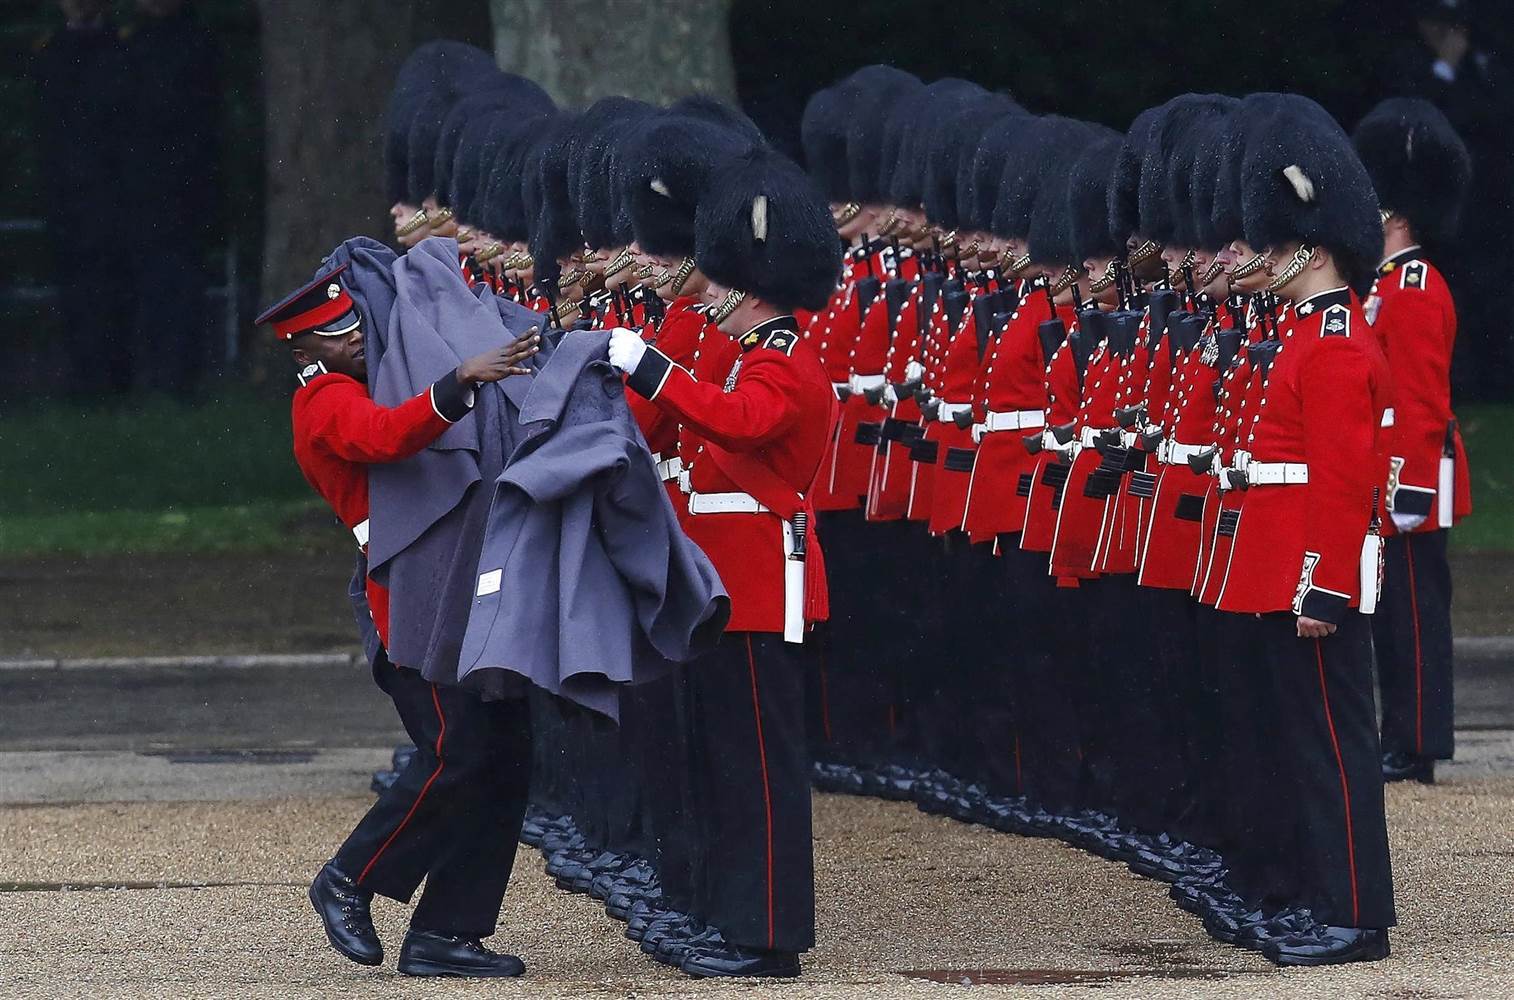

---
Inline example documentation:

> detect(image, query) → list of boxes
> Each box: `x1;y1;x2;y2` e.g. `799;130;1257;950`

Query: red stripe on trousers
358;683;448;885
1314;639;1360;925
1405;540;1424;754
745;634;777;949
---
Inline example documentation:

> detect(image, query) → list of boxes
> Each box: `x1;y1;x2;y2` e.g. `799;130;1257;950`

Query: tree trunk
254;0;422;382
490;0;736;108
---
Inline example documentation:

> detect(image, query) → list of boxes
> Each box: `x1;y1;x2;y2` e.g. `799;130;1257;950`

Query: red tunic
1138;310;1229;591
866;270;925;522
805;262;864;511
290;372;467;649
962;283;1051;542
1019;303;1082;555
1366;250;1472;533
629;316;835;634
1216;289;1393;622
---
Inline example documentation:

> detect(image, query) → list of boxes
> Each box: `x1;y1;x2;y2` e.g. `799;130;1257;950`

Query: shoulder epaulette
1320;303;1352;338
744;327;799;355
1400;260;1428;292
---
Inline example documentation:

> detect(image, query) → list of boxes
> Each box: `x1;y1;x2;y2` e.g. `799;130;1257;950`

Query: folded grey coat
329;236;727;718
458;329;730;719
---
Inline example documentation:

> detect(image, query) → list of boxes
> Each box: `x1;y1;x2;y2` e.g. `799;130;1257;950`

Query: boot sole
1266;941;1390;967
397;958;525;978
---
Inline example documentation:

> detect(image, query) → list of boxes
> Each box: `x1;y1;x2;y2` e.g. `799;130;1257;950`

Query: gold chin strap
876;209;901;237
396;209;429;237
1128;239;1161;267
1089;259;1117;293
707;288;746;325
1379;208;1393;226
474;243;504;263
551;299;582;327
1008;252;1033;275
1230;251;1269;280
1199;252;1226;287
456;226;475;242
503;250;535;270
669;256;696;295
958;237;981;260
604;247;636;279
833;202;861;227
432;206;453;225
557;267;585;292
1049;264;1080;295
1266;244;1316;293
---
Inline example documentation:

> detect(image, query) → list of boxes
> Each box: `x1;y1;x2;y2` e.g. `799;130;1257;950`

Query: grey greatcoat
457;329;729;718
326;237;725;717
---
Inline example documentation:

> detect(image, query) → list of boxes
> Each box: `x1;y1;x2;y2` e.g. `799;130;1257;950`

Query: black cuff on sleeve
431;371;476;423
1298;587;1350;625
626;346;674;400
1393;485;1435;518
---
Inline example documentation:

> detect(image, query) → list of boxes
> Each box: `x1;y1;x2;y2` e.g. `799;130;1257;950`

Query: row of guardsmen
356;42;1470;975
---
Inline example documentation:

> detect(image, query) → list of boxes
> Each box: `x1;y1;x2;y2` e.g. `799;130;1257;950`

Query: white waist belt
849;373;886;393
984;408;1045;432
654;455;684;483
1248;462;1310;485
351;518;370;548
687;491;770;515
1161;440;1210;466
1079;426;1101;449
936;401;973;423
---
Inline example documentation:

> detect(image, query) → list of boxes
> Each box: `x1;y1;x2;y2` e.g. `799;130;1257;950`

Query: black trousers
688;631;815;953
1261;612;1397;929
335;660;532;938
992;539;1082;810
1210;611;1300;911
642;669;702;914
1372;530;1456;760
810;509;894;766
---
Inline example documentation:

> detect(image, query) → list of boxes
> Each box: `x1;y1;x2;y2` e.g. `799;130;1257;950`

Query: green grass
1452;403;1513;554
0;390;342;556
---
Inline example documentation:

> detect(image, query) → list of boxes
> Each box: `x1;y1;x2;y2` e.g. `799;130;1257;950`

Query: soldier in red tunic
1353;98;1474;784
610;148;839;979
1214;97;1397;967
258;264;540;978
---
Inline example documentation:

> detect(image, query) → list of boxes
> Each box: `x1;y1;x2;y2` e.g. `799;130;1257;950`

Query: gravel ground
3;756;1514;1000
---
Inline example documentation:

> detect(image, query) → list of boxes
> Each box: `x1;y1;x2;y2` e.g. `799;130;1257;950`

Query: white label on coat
476;569;503;597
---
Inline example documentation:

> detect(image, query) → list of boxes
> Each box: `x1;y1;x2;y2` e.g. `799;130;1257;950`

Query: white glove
1392;512;1427;533
904;359;925;383
607;327;647;374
